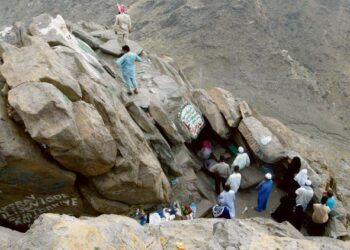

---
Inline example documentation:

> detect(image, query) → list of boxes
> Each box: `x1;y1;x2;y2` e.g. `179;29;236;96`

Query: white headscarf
294;169;308;186
238;147;244;153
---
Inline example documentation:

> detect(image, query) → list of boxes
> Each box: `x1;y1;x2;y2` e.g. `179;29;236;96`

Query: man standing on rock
114;4;132;46
116;45;142;95
255;173;273;212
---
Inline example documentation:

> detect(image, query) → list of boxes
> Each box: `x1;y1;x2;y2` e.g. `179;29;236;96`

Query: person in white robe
232;146;250;170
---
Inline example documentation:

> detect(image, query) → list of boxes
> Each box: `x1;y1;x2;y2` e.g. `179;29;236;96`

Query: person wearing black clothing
289;205;305;231
271;194;295;223
279;157;301;194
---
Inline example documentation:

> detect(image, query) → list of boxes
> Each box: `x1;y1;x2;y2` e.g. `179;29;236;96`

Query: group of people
114;4;141;96
199;141;336;235
199;140;273;219
272;156;336;235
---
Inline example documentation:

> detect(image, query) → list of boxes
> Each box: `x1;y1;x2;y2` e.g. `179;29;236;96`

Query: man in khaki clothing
114;4;132;46
309;196;330;235
210;155;230;195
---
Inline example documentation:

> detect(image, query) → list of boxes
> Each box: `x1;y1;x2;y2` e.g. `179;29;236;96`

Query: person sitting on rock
309;196;330;236
295;179;314;211
325;189;336;212
114;4;132;46
255;173;273;212
116;45;142;95
210;155;230;195
231;146;250;170
213;184;236;219
226;165;241;193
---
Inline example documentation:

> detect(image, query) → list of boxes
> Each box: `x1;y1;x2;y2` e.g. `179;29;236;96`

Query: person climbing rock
214;184;236;219
114;4;131;46
255;173;273;212
226;165;241;193
295;179;314;211
210;155;230;195
116;45;142;95
309;196;330;236
231;146;250;170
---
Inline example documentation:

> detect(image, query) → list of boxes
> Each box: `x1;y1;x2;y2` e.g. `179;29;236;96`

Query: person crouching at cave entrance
231;146;250;170
255;173;273;212
226;165;241;193
116;45;142;95
210;155;230;195
114;4;132;46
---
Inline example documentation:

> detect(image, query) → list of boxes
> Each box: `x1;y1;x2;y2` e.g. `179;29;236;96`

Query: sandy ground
235;185;285;219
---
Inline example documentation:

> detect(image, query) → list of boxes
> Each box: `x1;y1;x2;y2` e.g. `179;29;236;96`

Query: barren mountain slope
0;0;349;147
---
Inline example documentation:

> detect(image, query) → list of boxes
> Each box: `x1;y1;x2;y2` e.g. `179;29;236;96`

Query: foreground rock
0;214;348;250
0;94;83;231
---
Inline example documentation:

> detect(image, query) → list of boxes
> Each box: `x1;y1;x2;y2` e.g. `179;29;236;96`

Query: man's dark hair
327;189;334;198
220;155;225;162
122;45;130;52
234;166;239;173
321;196;328;205
224;185;231;192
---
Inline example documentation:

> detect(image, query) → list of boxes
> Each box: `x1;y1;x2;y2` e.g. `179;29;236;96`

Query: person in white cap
294;169;308;187
255;173;273;212
232;146;250;170
295;179;314;211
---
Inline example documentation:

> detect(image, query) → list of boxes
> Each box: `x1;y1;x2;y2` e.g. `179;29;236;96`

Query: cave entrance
184;120;288;222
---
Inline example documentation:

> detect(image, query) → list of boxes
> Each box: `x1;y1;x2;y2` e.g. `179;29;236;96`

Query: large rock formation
0;13;349;241
0;214;349;250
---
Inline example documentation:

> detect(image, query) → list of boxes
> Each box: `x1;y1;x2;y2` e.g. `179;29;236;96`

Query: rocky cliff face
0;213;349;250
0;13;349;244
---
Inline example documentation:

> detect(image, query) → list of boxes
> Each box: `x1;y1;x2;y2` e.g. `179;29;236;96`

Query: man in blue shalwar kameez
116;45;142;95
255;173;273;212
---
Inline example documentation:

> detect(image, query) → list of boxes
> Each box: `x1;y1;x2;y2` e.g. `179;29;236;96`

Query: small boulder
8;82;81;150
1;39;82;101
191;89;231;139
99;39;122;56
149;103;185;145
52;101;117;176
238;116;286;163
208;87;241;127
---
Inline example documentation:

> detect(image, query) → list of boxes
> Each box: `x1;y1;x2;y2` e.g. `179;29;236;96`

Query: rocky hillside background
0;0;349;149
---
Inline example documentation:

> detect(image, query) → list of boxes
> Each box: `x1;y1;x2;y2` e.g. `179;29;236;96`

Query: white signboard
178;103;205;139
